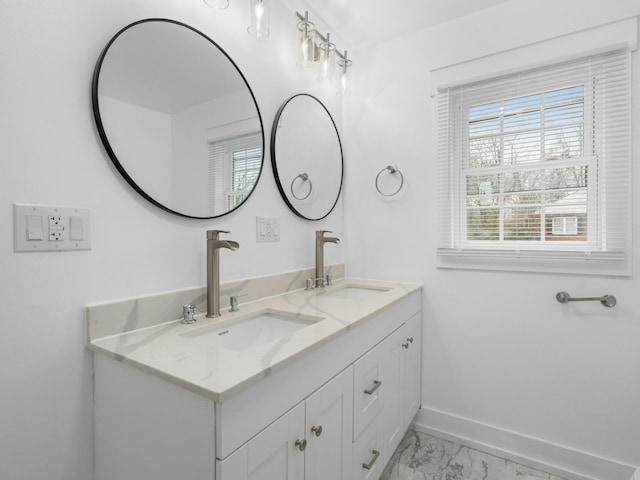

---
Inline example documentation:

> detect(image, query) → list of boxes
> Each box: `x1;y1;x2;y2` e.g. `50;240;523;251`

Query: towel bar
556;291;616;307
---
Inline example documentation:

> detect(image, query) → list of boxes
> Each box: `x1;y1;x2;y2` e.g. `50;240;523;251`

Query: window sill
436;248;631;276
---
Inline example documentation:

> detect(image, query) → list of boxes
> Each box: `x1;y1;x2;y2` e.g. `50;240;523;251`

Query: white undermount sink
183;310;321;353
319;285;390;301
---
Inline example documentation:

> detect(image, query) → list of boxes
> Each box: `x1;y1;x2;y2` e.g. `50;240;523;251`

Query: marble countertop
87;277;421;402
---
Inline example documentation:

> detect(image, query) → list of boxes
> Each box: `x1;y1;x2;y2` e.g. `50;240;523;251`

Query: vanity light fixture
248;0;269;39
203;0;229;10
294;11;352;92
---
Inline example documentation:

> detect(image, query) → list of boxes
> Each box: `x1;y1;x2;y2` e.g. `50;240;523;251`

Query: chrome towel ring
375;165;404;196
290;173;312;200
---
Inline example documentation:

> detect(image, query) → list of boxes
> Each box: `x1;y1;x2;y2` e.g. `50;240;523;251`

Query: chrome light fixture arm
294;10;352;87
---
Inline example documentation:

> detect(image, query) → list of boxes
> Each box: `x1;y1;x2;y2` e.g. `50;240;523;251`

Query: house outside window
551;216;579;236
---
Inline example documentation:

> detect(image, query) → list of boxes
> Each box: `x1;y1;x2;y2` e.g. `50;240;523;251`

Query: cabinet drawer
352;414;384;480
352;338;386;440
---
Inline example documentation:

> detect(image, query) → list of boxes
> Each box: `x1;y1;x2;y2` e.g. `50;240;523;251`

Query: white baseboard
413;407;637;480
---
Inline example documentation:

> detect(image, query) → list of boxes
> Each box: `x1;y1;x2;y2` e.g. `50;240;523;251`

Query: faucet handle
207;229;231;240
306;277;326;290
181;304;197;324
316;230;333;236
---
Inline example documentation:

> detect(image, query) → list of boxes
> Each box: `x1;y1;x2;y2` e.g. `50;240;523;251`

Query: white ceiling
99;20;249;113
279;0;512;50
99;2;514;113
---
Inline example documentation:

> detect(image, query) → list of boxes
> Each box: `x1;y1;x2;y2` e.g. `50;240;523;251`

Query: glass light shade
297;22;316;68
317;37;335;82
203;0;229;9
337;57;352;95
247;0;269;39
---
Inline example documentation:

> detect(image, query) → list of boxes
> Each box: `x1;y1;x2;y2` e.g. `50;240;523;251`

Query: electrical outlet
13;204;91;252
48;215;64;241
49;228;64;241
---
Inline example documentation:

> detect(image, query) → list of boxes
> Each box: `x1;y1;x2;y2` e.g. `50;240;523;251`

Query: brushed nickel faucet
315;230;340;288
206;230;239;318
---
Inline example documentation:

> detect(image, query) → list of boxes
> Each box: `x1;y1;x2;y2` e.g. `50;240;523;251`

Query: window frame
453;82;595;251
208;132;262;214
227;143;263;209
436;50;632;276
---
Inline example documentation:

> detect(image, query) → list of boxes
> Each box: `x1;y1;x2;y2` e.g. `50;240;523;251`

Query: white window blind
208;132;262;214
436;50;631;275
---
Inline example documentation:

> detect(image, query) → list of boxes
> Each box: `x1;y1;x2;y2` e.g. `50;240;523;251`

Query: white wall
344;0;640;477
99;95;173;205
0;1;344;479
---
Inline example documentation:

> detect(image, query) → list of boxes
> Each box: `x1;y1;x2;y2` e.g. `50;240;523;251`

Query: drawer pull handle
295;438;307;452
362;449;380;470
403;337;415;349
364;380;382;395
311;425;323;437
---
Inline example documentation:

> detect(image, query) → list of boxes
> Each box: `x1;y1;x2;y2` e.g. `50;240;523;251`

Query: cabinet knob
295;438;307;452
362;449;380;470
311;425;323;437
403;336;415;349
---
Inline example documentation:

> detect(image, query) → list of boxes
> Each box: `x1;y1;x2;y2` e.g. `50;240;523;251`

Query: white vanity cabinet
217;367;353;480
90;282;422;480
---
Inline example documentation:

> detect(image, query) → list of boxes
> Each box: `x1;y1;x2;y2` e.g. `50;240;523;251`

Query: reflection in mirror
92;18;264;219
271;94;343;220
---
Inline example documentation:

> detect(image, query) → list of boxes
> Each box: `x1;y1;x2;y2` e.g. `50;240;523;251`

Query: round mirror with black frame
92;18;264;219
270;94;343;221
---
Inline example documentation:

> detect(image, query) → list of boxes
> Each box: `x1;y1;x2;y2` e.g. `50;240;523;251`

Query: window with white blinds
208;132;262;214
436;50;632;275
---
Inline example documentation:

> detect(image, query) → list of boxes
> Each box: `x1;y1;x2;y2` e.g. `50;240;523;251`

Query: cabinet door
305;367;354;480
402;313;421;430
380;313;422;464
353;340;385;440
217;402;305;480
379;325;405;465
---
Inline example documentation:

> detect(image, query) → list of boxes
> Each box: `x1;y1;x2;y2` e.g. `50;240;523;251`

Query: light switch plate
13;203;91;252
256;217;280;243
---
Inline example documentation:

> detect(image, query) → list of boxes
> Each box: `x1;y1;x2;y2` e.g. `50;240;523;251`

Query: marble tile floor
381;429;568;480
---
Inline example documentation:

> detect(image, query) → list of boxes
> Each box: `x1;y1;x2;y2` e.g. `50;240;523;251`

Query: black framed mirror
271;94;343;221
92;18;264;219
